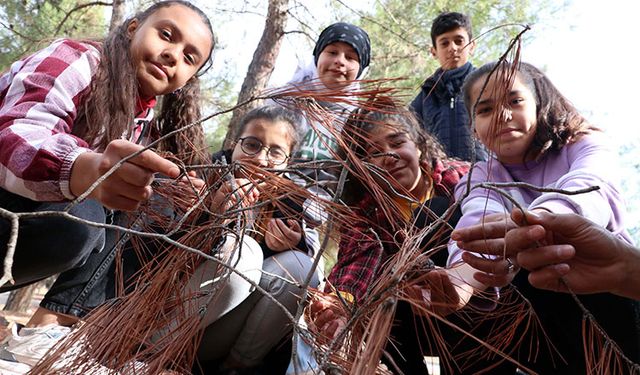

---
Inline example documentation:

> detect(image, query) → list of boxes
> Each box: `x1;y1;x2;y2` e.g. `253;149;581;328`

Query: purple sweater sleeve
447;161;511;265
448;133;633;265
527;134;631;243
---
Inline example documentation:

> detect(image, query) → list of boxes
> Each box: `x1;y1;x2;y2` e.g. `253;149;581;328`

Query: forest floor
0;287;46;341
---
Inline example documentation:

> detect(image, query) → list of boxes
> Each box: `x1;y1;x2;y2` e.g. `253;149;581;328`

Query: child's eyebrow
385;131;407;141
158;20;204;59
476;97;493;107
476;90;525;108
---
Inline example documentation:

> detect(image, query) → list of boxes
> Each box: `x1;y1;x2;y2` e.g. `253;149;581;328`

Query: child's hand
451;213;520;287
264;219;302;252
176;170;206;205
307;292;348;345
407;269;461;317
210;178;259;213
181;170;205;190
70;140;180;211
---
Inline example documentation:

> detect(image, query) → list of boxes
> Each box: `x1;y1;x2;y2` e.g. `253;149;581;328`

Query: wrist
69;152;100;198
615;242;640;300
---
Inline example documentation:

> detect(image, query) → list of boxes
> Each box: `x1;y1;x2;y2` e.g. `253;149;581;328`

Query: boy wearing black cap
410;12;487;162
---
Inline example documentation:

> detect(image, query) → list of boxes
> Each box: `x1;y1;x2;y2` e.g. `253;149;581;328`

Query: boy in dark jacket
410;12;487;162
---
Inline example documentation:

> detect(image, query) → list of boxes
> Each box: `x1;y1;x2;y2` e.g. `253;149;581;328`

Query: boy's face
316;42;360;89
430;27;475;71
232;119;293;177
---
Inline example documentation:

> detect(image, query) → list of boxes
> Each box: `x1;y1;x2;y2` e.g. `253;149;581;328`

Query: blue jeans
0;188;117;317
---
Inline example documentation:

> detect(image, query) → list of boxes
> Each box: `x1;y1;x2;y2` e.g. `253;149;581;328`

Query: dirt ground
0;288;45;342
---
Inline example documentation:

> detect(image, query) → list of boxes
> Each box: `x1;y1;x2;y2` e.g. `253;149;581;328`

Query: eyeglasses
236;136;289;165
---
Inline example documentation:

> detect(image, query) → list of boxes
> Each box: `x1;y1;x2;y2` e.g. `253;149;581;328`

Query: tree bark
3;283;39;312
109;0;126;32
222;0;290;148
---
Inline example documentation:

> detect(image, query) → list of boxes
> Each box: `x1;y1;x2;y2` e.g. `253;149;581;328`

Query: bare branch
54;1;113;36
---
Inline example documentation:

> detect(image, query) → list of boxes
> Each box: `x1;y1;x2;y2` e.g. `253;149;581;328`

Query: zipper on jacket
450;96;457;157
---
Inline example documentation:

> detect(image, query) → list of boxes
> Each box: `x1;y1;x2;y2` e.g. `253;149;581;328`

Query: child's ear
468;40;477;55
430;45;437;58
126;19;140;38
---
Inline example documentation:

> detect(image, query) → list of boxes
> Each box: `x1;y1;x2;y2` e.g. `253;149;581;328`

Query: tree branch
54;1;113;36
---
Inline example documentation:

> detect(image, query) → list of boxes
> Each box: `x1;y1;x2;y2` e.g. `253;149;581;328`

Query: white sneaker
0;357;31;375
0;324;71;368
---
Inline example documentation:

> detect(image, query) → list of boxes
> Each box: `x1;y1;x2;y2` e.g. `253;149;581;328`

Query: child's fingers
179;175;205;190
472;271;513;288
461;252;513;275
269;219;286;238
107;161;155;188
234;178;259;204
323;318;345;342
107;140;180;178
424;270;460;313
451;220;510;242
314;308;337;330
308;298;327;318
287;219;302;233
249;188;259;203
275;219;303;246
455;237;505;255
266;220;287;249
274;219;296;238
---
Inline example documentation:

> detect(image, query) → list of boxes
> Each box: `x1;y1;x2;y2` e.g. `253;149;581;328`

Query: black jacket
410;62;487;162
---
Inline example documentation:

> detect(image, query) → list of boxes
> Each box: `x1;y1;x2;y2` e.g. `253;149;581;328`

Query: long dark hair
340;100;447;205
463;61;597;161
75;0;215;165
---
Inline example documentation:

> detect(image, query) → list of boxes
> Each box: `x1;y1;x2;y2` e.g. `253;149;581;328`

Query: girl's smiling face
231;118;293;178
470;73;538;164
364;123;426;199
128;4;213;98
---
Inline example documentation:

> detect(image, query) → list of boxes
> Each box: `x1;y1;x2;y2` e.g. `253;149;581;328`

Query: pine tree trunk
3;282;39;312
222;0;290;148
109;0;126;32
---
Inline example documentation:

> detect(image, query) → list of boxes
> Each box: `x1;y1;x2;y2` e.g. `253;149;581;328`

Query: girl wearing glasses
199;105;321;373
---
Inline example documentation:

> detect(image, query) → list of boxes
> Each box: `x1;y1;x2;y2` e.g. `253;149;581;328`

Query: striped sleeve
0;39;101;201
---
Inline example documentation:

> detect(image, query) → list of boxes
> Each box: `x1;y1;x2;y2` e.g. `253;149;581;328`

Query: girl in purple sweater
450;61;639;374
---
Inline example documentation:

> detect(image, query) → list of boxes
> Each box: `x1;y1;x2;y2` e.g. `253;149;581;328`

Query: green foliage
200;64;239;153
0;0;107;71
357;0;548;99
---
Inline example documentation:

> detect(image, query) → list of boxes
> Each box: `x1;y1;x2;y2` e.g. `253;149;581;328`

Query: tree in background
354;0;551;91
222;0;290;148
0;0;108;71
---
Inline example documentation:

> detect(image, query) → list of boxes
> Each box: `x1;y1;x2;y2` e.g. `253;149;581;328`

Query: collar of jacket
421;62;474;99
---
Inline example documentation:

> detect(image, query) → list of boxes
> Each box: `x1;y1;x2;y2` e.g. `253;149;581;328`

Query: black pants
500;270;640;375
